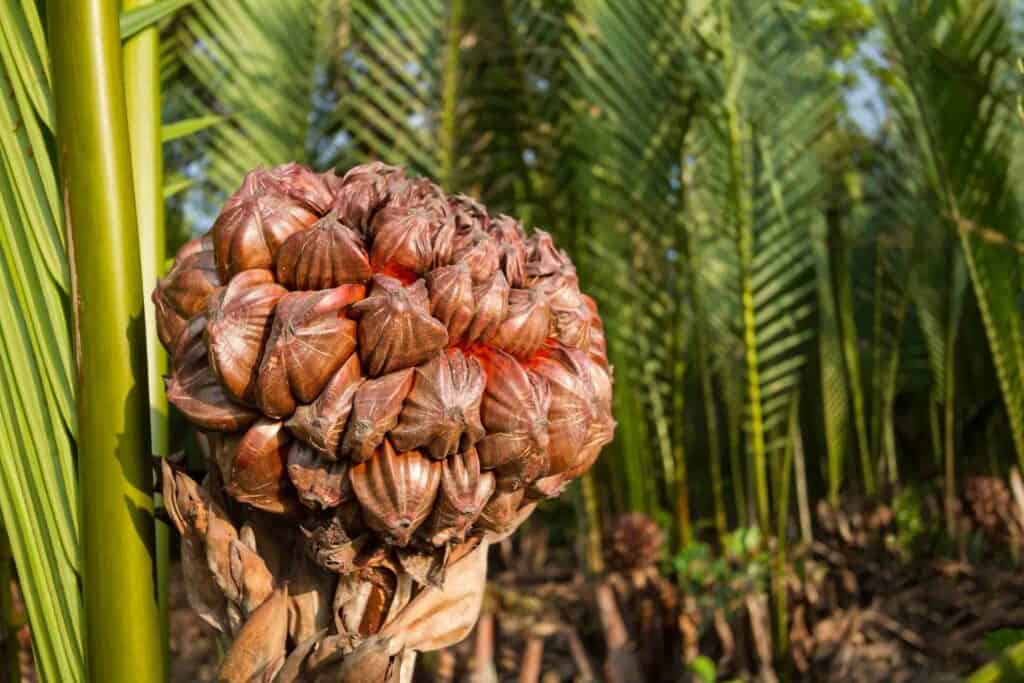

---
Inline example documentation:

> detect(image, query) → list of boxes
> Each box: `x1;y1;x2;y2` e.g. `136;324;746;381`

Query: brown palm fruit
327;161;406;232
489;288;551;358
349;276;448;376
285;354;363;457
156;162;614;677
205;269;288;405
153;236;221;348
389;349;486;459
211;168;321;279
476;350;551;490
275;210;372;290
165;316;259;432
350;440;441;547
605;513;664;571
421;448;495;546
265;161;335;215
340;367;414;463
256;286;362;418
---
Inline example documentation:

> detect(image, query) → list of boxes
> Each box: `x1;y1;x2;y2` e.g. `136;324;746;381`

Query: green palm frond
687;0;837;530
568;0;701;540
879;0;1024;465
341;0;545;207
177;0;341;193
0;2;83;681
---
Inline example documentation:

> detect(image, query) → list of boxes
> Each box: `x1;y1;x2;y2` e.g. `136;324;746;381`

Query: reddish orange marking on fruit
374;262;417;285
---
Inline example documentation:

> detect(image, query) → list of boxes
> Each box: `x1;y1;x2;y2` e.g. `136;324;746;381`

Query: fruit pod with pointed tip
155;162;614;678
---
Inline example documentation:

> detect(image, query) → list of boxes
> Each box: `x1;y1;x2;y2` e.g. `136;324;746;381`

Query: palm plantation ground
3;0;1024;681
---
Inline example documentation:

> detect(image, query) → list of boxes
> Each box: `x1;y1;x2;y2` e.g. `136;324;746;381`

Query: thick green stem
49;2;164;681
123;0;170;676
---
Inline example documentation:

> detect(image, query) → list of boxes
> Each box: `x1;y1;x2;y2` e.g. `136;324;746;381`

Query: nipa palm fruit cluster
154;162;614;681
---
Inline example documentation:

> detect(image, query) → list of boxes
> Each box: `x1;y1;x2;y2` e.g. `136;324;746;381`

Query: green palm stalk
123;0;170;672
50;1;164;680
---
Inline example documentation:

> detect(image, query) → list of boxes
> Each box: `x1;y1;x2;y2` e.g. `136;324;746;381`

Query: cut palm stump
155;162;615;682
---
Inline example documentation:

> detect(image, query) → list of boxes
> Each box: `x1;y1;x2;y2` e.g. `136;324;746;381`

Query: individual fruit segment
153;236;221;349
275;210;371;290
487;215;527;288
425;264;474;343
422;448;494;546
205;269;288;405
265;161;335;215
449;227;499;284
465;270;509;344
349;276;448;376
349;441;441;547
531;345;596;477
285;354;363;457
489;288;551;358
256;287;361;417
166;316;259;432
329;161;406;233
524;229;569;280
287;442;352;510
341;368;415;463
219;418;295;514
369;197;450;275
389;349;486;459
476;350;551;489
212;168;321;278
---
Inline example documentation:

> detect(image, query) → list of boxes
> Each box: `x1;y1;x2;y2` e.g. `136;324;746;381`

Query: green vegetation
1;0;1023;679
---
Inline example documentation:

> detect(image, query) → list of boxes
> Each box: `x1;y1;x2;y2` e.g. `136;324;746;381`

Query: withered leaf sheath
166;315;259;432
340;368;414;463
223;418;295;513
390;349;486;459
531;345;595;476
276;210;371;290
287;442;352;511
286;354;363;457
212;169;320;279
349;276;447;376
489;288;551;358
475;488;526;535
422;448;495;546
216;587;289;682
349;441;441;546
153;236;220;349
256;286;362;418
301;502;366;575
477;350;551;490
205;269;288;405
